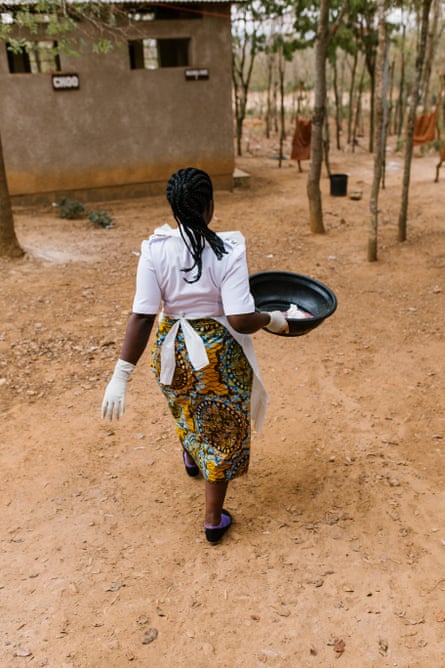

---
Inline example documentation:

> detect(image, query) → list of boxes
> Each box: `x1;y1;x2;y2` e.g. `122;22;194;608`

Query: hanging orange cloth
413;112;437;146
291;118;312;161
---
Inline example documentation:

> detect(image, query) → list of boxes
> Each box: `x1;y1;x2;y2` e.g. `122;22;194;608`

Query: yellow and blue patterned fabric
151;317;253;482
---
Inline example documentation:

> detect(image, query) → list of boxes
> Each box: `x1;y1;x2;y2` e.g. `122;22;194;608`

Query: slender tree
232;2;265;156
357;3;378;152
394;18;407;138
267;9;300;168
307;0;349;235
368;0;388;261
0;131;23;257
347;45;359;144
352;60;366;149
307;1;330;234
387;57;395;138
277;37;287;167
328;22;353;150
331;56;342;149
398;0;433;242
421;0;441;112
264;48;275;138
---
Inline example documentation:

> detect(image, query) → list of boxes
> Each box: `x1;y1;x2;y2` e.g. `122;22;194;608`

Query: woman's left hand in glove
101;359;136;420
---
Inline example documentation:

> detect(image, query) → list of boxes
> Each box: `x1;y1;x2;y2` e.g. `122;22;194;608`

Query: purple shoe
205;509;232;543
183;450;199;477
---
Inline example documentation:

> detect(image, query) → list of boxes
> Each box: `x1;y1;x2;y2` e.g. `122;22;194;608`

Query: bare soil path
1;139;444;667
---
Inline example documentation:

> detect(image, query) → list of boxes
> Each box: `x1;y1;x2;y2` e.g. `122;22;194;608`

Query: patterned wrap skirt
151;317;253;482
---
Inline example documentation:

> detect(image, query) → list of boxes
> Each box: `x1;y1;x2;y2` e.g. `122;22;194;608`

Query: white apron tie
158;314;269;433
160;317;209;385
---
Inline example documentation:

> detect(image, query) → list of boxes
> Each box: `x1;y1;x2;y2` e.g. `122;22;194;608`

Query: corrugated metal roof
85;1;233;3
0;1;234;5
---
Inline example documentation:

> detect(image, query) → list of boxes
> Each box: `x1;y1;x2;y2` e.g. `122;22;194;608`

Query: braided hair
166;167;227;283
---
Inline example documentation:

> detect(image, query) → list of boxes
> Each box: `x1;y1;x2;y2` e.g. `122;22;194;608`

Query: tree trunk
332;57;342;150
380;38;391;190
422;0;440;112
307;0;330;235
265;52;274;139
232;10;258;157
323;112;331;177
368;0;387;262
347;49;358;145
368;69;376;152
387;59;395;138
398;0;433;242
352;64;366;152
232;54;250;157
234;94;243;156
278;45;286;168
395;23;406;138
0;130;24;258
273;77;279;133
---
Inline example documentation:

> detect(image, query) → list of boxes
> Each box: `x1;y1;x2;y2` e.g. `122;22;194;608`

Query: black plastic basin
249;271;338;337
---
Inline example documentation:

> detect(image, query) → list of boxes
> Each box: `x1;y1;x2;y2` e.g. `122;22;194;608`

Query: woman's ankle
205;512;221;527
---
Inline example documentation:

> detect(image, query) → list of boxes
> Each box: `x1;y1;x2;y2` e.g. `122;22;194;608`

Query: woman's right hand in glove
264;311;289;334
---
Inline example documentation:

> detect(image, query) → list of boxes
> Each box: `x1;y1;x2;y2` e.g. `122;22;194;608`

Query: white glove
101;359;136;420
264;310;289;334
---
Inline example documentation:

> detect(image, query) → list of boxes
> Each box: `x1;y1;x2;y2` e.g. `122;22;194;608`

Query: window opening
129;38;190;70
6;40;61;73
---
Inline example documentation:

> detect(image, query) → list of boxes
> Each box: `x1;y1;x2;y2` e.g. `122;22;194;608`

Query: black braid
166;167;227;283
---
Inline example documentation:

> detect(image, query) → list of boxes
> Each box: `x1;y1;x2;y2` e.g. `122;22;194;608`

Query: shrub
87;210;113;228
56;197;86;219
55;197;113;228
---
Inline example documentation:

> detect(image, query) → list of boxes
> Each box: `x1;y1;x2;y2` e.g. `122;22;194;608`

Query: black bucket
330;173;348;197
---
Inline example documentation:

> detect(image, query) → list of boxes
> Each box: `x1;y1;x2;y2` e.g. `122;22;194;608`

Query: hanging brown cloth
413;112;437;146
291;118;312;161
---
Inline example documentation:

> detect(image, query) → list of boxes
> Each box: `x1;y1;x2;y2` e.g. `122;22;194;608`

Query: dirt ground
1;130;444;668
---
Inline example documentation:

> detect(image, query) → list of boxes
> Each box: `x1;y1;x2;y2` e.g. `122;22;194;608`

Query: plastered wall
0;4;234;203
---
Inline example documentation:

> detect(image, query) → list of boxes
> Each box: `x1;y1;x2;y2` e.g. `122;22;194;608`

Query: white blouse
132;224;255;317
132;224;268;431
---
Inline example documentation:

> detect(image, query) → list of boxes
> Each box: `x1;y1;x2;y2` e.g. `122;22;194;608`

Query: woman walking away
101;167;288;543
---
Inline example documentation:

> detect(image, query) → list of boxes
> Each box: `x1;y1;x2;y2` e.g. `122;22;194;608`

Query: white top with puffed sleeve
132;224;255;317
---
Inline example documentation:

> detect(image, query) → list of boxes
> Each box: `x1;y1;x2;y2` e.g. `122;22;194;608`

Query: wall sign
52;74;80;91
185;68;209;81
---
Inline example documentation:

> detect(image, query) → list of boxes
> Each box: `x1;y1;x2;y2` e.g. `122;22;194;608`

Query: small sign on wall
52;74;80;91
185;68;209;81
